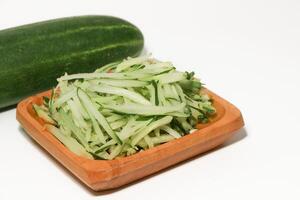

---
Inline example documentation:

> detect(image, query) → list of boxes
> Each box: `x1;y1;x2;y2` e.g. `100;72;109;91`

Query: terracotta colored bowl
16;89;244;191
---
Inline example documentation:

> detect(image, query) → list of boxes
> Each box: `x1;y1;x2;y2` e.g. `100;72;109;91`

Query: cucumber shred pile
33;56;216;160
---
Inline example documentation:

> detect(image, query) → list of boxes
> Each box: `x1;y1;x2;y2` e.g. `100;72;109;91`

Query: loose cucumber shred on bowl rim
32;55;216;160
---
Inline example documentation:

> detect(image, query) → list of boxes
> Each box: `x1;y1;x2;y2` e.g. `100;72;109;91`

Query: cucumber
0;15;144;108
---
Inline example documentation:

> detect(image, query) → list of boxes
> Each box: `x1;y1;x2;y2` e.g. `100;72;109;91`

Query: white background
1;0;300;199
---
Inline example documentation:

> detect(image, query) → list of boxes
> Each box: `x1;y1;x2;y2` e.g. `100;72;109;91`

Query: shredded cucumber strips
33;55;216;160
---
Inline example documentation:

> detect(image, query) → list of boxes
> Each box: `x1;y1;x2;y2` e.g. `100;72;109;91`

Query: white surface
1;0;300;199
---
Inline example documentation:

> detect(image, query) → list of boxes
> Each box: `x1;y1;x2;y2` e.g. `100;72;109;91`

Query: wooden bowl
16;89;244;191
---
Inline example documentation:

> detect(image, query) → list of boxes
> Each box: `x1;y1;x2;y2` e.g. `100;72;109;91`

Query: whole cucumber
0;15;144;109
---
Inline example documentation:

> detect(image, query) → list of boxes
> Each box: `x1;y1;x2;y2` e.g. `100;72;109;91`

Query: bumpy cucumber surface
0;15;144;108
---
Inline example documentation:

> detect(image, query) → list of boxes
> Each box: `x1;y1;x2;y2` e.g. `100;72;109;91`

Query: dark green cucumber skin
0;15;144;108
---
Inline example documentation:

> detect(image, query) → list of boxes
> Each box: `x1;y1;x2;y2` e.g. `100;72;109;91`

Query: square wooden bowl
16;89;244;191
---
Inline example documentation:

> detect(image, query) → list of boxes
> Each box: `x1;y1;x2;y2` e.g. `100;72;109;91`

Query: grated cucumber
34;55;216;160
